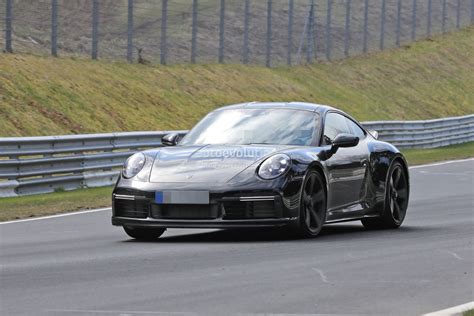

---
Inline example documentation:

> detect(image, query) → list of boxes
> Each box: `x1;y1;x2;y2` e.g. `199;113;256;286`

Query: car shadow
123;223;433;243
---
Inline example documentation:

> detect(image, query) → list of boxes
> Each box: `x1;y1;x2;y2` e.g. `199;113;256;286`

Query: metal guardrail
362;114;474;149
0;115;472;197
0;131;187;197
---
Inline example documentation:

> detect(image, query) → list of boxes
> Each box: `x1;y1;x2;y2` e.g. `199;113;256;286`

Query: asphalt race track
1;159;473;315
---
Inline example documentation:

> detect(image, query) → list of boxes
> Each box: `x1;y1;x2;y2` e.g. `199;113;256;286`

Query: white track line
1;157;472;225
0;207;111;225
423;301;474;316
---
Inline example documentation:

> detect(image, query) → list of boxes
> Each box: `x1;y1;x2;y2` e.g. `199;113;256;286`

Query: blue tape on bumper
155;192;164;204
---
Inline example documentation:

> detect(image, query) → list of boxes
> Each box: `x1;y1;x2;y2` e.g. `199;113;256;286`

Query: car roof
214;102;336;113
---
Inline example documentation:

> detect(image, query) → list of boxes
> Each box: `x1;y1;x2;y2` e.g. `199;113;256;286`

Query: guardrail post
266;0;272;67
396;0;401;47
325;0;332;61
427;0;432;37
51;0;58;57
411;0;417;40
287;0;293;66
127;0;133;63
344;0;351;57
5;0;12;53
363;0;369;53
160;0;168;65
243;0;250;64
191;0;198;63
380;0;386;50
91;0;99;60
218;0;225;63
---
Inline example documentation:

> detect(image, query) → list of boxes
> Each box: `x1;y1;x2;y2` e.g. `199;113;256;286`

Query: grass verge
0;186;113;222
403;142;474;166
1;27;473;136
1;143;472;222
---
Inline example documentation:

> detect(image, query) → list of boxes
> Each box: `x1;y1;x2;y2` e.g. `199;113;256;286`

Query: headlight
257;154;291;180
122;153;146;179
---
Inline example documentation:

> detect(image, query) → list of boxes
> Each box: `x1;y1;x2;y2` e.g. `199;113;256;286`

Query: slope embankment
0;27;473;136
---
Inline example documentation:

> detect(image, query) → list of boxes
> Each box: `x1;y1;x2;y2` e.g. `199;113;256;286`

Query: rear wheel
295;170;327;238
123;226;166;240
362;161;409;229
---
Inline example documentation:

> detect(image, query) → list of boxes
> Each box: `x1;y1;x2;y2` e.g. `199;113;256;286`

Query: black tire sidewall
298;170;327;237
382;161;407;228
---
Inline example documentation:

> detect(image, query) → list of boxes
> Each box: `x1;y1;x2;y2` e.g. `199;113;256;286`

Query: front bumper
111;188;300;229
112;217;296;228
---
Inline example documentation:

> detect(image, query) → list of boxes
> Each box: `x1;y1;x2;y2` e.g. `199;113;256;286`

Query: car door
322;112;369;214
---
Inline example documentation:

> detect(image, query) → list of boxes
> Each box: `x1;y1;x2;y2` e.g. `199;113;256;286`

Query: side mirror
332;133;359;149
162;133;180;146
368;130;379;139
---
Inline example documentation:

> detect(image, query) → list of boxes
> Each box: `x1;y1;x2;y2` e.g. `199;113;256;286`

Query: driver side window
322;112;351;145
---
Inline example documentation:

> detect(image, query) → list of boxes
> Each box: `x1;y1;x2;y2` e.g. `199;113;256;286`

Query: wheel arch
307;161;328;196
393;154;410;192
382;154;410;207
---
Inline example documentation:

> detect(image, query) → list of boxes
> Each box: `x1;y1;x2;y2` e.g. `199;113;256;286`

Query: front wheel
294;170;327;238
123;226;166;240
362;161;409;230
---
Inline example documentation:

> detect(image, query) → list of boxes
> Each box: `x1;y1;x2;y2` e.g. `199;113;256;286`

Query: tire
123;226;166;240
293;170;327;238
361;161;409;230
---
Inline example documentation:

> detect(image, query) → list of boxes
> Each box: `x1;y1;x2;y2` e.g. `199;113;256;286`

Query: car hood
149;144;287;183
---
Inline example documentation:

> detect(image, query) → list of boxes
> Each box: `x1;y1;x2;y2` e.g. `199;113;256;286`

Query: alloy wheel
301;172;326;234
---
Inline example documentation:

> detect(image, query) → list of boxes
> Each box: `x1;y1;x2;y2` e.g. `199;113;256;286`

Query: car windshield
180;108;319;146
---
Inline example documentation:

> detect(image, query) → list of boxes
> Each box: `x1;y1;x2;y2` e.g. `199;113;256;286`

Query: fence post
427;0;432;37
442;0;447;33
411;0;417;40
127;0;133;63
344;0;351;57
307;0;314;63
396;0;401;47
287;0;293;66
380;0;386;51
51;0;58;57
472;0;474;23
191;0;198;63
5;0;12;53
456;0;461;29
266;0;272;67
91;0;99;60
363;0;369;53
219;0;225;63
160;0;168;65
243;0;250;64
326;0;332;61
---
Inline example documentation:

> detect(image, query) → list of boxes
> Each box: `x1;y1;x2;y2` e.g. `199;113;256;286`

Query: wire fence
2;0;473;66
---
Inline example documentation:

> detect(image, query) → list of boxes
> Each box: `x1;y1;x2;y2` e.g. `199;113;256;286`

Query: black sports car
112;102;409;239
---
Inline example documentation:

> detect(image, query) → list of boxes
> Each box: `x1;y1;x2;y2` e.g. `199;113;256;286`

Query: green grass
0;186;113;222
1;143;472;222
1;27;473;136
464;310;474;316
402;142;474;166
